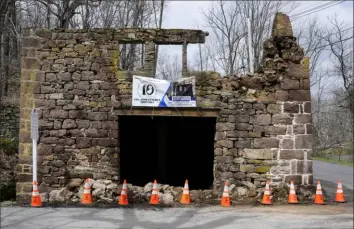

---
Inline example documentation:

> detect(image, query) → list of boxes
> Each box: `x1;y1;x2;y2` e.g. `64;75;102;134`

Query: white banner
132;75;196;107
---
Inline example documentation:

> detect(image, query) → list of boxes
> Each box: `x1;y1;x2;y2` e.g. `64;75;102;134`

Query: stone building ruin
16;12;313;203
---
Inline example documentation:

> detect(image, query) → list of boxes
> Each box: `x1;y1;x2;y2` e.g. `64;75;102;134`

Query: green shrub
0;183;16;202
0;138;18;155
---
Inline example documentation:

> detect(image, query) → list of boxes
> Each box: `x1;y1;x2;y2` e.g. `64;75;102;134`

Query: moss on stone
29;69;36;81
0;138;18;156
257;90;267;98
247;132;261;138
247;159;262;164
255;166;271;173
271;12;293;37
115;71;129;80
97;102;106;108
89;101;98;107
240;164;255;173
19;143;31;155
74;44;85;52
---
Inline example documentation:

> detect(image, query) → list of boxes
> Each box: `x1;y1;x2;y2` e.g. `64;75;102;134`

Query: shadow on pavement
0;208;27;220
1;208;59;228
65;206;253;229
320;179;353;203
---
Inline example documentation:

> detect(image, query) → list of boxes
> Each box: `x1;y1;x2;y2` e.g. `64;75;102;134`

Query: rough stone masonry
16;12;313;204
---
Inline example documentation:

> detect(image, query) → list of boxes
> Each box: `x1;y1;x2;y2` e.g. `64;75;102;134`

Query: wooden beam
116;108;220;117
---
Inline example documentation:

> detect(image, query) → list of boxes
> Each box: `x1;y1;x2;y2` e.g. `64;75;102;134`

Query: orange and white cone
81;178;92;204
119;179;129;205
335;180;346;203
288;180;298;204
149;180;159;205
31;180;42;207
221;181;231;207
261;180;272;205
314;180;325;205
180;179;190;204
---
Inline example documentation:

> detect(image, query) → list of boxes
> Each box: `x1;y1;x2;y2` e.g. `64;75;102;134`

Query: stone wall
16;13;313;203
0;104;20;139
0;103;19;201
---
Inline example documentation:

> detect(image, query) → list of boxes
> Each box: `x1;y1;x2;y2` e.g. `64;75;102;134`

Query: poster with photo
132;75;196;107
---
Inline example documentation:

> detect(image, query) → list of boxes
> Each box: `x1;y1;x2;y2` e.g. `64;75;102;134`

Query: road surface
1;160;353;229
313;160;353;190
1;205;353;229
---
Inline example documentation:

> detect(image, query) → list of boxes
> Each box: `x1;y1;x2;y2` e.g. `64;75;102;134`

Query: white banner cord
174;106;182;117
128;104;133;115
196;106;202;117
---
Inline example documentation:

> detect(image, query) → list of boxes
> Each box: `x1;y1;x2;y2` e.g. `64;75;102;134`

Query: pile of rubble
44;179;315;205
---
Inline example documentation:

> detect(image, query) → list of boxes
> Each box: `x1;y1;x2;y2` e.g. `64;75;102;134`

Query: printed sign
132;76;196;107
30;109;39;140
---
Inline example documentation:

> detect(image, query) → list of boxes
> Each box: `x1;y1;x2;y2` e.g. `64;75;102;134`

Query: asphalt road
313;160;353;190
1;205;353;229
1;160;353;229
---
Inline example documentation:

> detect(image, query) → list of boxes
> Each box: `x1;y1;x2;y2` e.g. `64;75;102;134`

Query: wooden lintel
116;108;220;117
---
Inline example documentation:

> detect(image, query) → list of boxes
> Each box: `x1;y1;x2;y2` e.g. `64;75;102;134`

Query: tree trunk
0;28;3;102
127;0;143;71
3;16;10;96
9;0;17;89
46;3;51;28
154;0;164;76
0;0;10;101
198;43;203;71
60;0;70;29
83;0;90;29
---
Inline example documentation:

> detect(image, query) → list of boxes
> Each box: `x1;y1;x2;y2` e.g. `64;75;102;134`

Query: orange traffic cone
149;180;159;205
119;179;129;205
221;181;231;207
180;179;190;204
261;180;272;205
31;180;42;207
335;180;346;203
81;178;92;204
288;180;298;204
314;180;325;205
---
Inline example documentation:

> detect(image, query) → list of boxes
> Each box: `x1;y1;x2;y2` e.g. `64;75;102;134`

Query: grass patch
312;156;353;167
316;142;353;155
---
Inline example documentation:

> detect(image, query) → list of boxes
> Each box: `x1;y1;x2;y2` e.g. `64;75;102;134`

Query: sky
157;0;354;93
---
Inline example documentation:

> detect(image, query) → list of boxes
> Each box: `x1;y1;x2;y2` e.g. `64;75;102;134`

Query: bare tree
156;51;182;81
0;0;169;104
0;0;18;103
35;0;102;29
0;0;11;102
326;14;353;93
153;0;165;76
325;14;353;153
294;16;327;87
198;0;298;75
304;14;353;156
326;15;353;117
239;1;299;72
192;41;217;73
201;0;244;75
